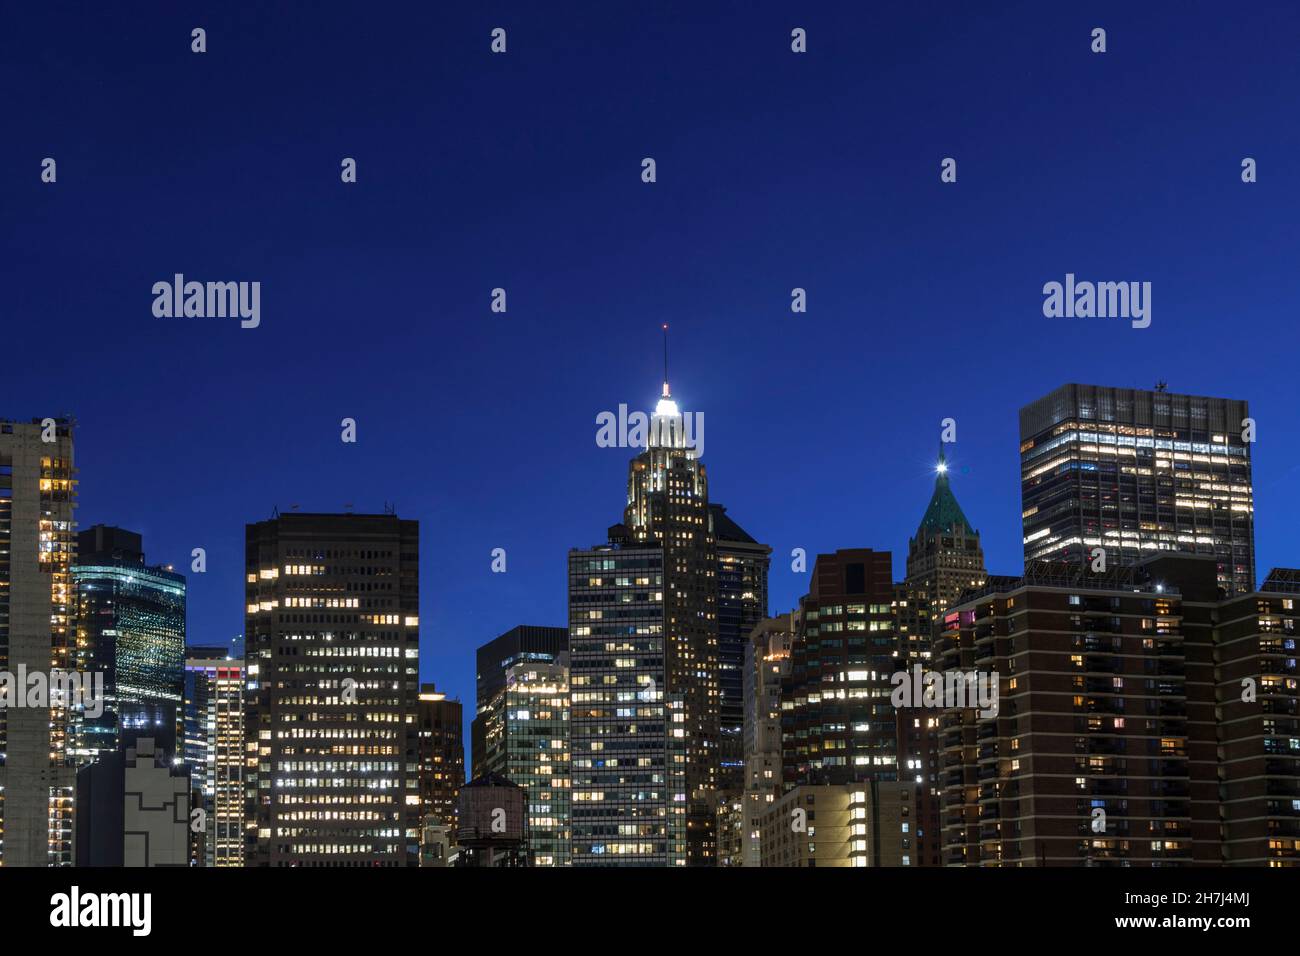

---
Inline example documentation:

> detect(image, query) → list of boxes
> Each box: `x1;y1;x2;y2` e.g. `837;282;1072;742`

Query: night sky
5;2;1299;756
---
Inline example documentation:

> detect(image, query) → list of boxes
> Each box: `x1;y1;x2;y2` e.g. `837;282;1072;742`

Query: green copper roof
917;447;977;537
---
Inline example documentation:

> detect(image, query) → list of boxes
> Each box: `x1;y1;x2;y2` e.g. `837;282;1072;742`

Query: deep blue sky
5;2;1299;758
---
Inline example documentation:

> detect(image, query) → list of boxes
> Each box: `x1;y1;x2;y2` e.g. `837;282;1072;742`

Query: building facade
73;525;186;764
741;613;793;867
472;625;567;778
0;418;78;866
243;512;420;866
478;657;571;865
568;531;687;865
184;647;244;866
1020;384;1255;596
417;684;464;842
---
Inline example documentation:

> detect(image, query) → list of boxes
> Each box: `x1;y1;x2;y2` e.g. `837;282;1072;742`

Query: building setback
1020;383;1255;596
568;529;686;865
0;418;77;866
243;512;420;866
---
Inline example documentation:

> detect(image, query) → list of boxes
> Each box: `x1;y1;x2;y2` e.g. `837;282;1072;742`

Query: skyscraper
73;525;186;763
472;624;567;778
782;549;901;788
0;418;78;867
711;504;770;802
568;529;687;865
904;447;986;637
184;646;244;867
1020;383;1255;596
243;512;420;866
622;366;719;865
416;683;464;853
479;656;571;865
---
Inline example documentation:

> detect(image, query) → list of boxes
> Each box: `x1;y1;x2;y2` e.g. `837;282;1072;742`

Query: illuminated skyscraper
73;525;186;763
479;656;571;865
0;418;78;866
184;647;244;866
621;349;719;865
904;447;986;638
472;625;566;778
243;512;420;866
1020;384;1255;595
568;529;687;865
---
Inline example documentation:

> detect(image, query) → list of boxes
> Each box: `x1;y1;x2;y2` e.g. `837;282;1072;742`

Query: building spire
662;323;670;398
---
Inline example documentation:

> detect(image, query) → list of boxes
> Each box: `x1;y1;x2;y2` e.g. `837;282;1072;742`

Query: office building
1020;383;1255;596
183;647;244;866
568;528;687;865
478;656;571;865
472;625;566;777
622;371;719;864
417;684;464;841
0;418;78;866
73;525;186;763
243;512;420;866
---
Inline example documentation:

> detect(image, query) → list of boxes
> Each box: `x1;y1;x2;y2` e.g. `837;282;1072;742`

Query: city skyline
7;3;1300;756
3;2;1298;891
5;373;1281;748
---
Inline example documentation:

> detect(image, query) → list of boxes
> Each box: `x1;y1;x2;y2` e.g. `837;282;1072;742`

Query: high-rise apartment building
568;529;687;865
0;418;78;866
711;504;770;802
73;525;186;763
478;656;571;865
243;512;420;866
184;647;244;866
934;552;1299;867
472;624;566;777
1020;384;1255;596
622;374;718;864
